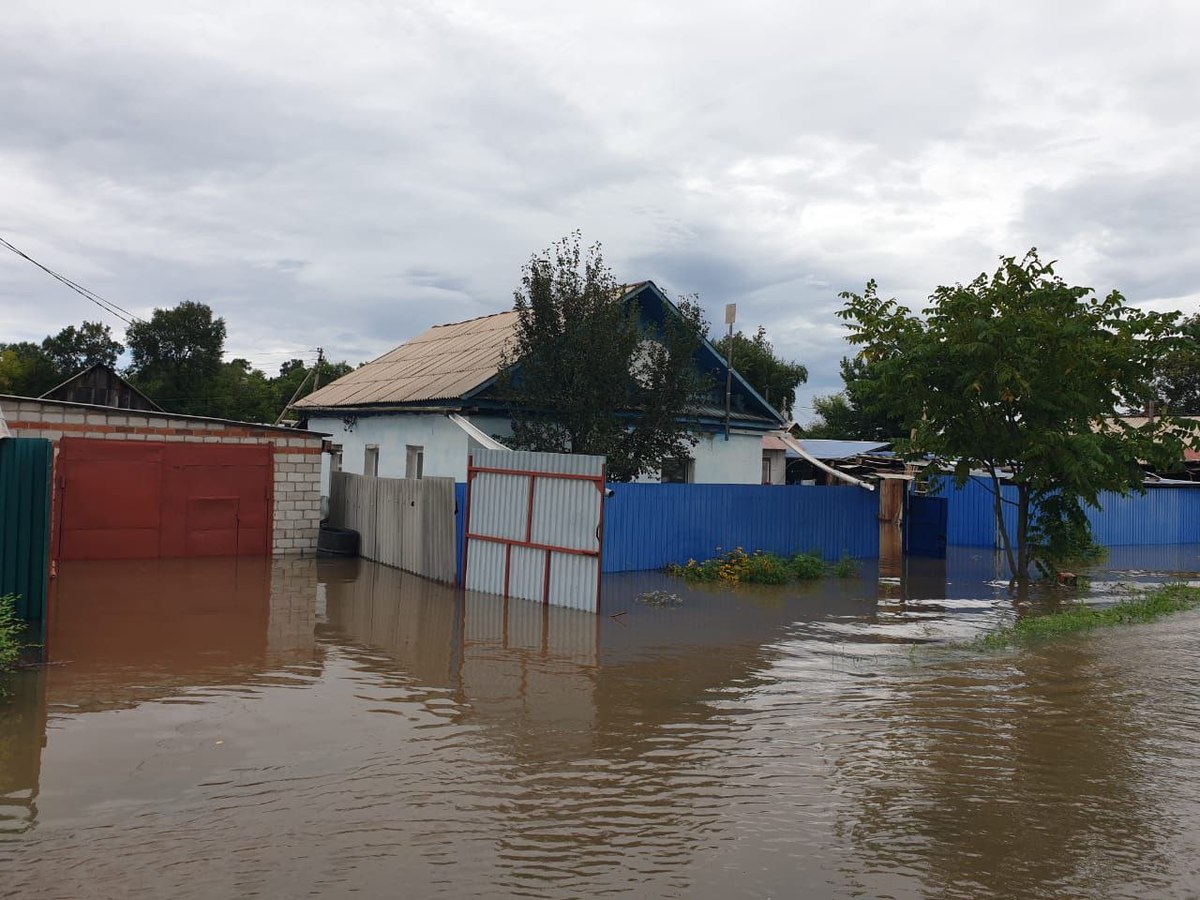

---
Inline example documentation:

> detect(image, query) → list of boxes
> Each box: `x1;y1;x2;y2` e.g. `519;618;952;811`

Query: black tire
317;524;359;557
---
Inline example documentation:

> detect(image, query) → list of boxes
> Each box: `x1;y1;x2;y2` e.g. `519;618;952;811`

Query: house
294;282;785;489
40;362;162;412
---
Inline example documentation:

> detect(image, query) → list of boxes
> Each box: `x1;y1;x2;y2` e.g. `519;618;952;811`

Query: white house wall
630;430;763;485
690;431;763;484
308;414;763;492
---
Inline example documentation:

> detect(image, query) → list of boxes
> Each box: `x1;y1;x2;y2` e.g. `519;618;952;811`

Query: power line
0;234;142;327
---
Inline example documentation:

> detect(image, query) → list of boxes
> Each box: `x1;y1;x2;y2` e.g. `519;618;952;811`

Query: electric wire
0;235;142;327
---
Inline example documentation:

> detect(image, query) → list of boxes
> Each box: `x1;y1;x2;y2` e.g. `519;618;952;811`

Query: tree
802;356;908;440
838;249;1194;584
1154;313;1200;413
0;342;60;396
125;301;226;415
712;325;807;418
41;321;124;375
499;233;709;481
275;356;354;416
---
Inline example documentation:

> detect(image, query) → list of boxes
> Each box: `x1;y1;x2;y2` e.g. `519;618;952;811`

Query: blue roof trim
626;282;786;426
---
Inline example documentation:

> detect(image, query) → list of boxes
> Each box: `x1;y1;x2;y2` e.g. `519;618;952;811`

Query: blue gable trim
463;281;785;428
628;281;785;427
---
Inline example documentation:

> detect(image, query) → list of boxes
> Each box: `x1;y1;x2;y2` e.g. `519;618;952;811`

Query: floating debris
635;590;684;608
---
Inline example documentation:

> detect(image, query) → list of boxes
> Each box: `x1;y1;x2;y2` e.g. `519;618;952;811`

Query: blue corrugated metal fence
934;475;1200;547
455;481;879;580
600;484;879;573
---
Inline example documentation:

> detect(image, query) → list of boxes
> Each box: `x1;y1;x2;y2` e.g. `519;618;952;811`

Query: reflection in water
2;548;1200;897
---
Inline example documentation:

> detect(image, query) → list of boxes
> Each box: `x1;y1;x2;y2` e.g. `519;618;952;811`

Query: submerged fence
935;476;1200;548
329;472;457;583
455;483;880;578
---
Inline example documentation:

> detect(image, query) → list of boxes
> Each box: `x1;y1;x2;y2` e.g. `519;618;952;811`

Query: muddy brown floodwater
4;547;1200;898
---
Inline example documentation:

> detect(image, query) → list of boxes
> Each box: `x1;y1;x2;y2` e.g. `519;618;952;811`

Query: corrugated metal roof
798;439;891;460
296;311;518;409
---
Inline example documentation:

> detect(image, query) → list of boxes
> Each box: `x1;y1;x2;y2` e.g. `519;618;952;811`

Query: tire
317;524;359;557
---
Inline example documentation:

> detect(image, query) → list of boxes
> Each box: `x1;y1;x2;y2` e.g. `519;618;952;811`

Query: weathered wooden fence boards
329;472;456;583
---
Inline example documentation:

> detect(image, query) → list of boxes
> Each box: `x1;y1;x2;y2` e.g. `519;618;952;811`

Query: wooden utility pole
724;303;736;441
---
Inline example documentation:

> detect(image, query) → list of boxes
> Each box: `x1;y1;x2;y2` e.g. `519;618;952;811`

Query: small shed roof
797;439;891;460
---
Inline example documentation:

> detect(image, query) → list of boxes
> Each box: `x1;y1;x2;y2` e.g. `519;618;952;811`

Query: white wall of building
690;431;764;484
308;414;764;494
307;412;517;497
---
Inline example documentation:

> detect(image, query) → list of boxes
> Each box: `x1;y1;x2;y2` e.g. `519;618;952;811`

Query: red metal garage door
56;439;273;560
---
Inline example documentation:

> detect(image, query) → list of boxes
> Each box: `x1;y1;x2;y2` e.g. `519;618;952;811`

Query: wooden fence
328;472;457;583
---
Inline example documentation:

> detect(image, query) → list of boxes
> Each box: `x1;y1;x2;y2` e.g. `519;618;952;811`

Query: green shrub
829;554;858;578
667;549;855;586
0;594;25;671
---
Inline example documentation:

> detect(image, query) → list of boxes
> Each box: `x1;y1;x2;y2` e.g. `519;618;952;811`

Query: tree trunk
1016;482;1030;580
989;465;1019;584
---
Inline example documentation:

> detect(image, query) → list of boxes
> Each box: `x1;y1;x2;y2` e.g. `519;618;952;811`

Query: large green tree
712;325;807;418
1154;312;1200;413
803;356;908;441
41;321;124;375
0;342;60;396
499;233;709;482
125;301;227;415
839;249;1194;584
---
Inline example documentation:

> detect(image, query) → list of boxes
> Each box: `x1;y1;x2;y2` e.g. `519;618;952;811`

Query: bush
0;594;26;671
667;549;853;586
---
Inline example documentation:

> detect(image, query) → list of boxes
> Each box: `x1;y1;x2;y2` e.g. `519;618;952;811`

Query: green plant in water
0;594;27;671
975;583;1200;650
667;549;856;585
829;553;858;578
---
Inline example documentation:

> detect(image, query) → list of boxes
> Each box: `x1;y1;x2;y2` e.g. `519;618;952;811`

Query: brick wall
0;395;327;556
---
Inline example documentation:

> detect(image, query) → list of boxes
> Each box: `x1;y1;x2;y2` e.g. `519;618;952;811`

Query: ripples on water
3;548;1200;898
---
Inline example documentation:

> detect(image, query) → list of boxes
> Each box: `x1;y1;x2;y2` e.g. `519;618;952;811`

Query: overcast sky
3;1;1199;420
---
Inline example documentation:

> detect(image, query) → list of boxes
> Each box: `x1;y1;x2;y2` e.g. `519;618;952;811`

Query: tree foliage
839;249;1195;584
41;321;124;374
712;325;807;418
802;356;908;440
499;233;709;482
4;303;354;423
0;342;60;396
125;300;227;416
1154;312;1200;413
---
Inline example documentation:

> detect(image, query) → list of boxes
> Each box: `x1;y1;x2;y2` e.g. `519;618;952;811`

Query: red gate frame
463;456;606;607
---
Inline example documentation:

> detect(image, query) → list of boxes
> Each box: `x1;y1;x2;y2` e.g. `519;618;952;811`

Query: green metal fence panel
0;438;53;626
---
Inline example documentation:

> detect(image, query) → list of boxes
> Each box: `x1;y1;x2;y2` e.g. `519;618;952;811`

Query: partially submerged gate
56;438;272;560
464;449;605;613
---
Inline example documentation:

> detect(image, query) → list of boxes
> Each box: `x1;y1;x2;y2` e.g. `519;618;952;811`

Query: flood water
4;547;1200;898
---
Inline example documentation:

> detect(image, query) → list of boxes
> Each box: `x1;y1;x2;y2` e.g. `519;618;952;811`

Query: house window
330;443;343;473
660;458;694;484
762;456;772;484
405;444;424;479
364;445;379;477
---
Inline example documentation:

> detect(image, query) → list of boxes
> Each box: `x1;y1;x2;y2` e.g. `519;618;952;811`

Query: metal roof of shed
797;439;891;460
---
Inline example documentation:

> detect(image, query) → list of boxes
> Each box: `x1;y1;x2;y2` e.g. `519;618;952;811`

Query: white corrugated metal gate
464;449;605;613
